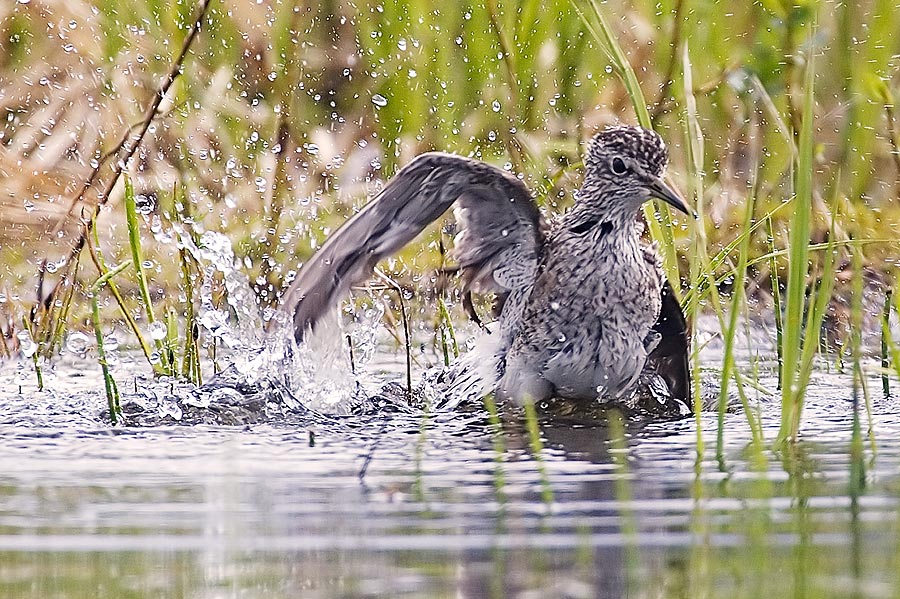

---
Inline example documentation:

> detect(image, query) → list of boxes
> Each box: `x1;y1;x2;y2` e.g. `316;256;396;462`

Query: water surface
0;348;897;598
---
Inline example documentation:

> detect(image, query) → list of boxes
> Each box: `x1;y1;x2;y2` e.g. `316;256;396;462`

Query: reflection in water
0;354;899;597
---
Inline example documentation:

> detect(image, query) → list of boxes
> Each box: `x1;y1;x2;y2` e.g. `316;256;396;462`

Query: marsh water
1;327;898;599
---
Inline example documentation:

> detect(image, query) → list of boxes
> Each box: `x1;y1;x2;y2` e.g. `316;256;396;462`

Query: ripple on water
1;348;900;597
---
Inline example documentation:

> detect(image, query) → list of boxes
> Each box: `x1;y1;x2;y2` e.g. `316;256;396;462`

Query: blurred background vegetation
0;0;899;363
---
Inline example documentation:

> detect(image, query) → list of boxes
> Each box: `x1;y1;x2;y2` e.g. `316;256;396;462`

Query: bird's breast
501;231;664;400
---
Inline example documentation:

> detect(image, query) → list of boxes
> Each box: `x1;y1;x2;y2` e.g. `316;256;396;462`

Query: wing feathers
280;152;544;342
646;280;691;403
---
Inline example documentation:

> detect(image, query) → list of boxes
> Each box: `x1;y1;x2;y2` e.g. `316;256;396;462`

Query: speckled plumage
280;125;693;409
495;126;685;403
498;218;664;401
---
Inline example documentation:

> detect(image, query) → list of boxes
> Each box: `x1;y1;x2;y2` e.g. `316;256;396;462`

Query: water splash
171;226;375;415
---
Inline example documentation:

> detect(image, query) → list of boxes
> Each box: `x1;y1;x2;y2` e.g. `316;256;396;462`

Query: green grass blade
124;176;170;374
91;260;133;425
776;33;816;447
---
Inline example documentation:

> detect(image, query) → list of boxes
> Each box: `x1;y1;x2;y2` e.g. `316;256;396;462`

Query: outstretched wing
280;152;545;343
645;280;691;403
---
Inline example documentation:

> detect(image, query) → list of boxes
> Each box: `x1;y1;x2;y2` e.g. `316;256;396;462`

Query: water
1;344;898;598
1;234;896;597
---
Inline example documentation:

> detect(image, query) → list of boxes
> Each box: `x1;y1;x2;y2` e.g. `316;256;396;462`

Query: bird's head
581;125;694;220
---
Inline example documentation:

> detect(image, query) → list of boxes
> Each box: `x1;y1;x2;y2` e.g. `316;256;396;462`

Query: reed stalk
848;240;877;454
717;114;763;454
767;217;784;390
882;289;892;397
46;257;81;360
124;176;171;374
374;270;413;396
682;43;760;456
776;38;817;447
438;297;460;364
849;239;867;494
90;260;133;425
884;285;900;396
20;316;43;391
85;214;162;375
681;42;706;457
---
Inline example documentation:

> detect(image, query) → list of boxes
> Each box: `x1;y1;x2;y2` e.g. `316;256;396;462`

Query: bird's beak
647;176;697;219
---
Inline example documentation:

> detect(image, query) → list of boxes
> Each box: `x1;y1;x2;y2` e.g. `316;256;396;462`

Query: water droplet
23;200;35;212
103;335;120;351
135;194;155;214
491;100;501;112
65;331;91;355
397;39;407;51
16;331;37;358
371;94;388;108
200;309;228;336
557;332;567;343
148;321;167;341
605;65;613;74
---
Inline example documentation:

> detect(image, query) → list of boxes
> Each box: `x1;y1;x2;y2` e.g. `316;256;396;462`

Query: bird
278;125;694;412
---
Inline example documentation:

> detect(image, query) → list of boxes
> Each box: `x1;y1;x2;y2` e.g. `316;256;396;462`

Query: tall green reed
681;44;763;460
775;37;841;447
883;284;900;390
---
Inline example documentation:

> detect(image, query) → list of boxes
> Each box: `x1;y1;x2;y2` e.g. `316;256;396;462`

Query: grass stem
90;260;133;425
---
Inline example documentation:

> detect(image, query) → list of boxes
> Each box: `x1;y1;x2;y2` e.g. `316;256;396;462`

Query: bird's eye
611;157;628;175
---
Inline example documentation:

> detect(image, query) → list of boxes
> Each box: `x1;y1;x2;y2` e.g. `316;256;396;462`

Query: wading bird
280;125;694;413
